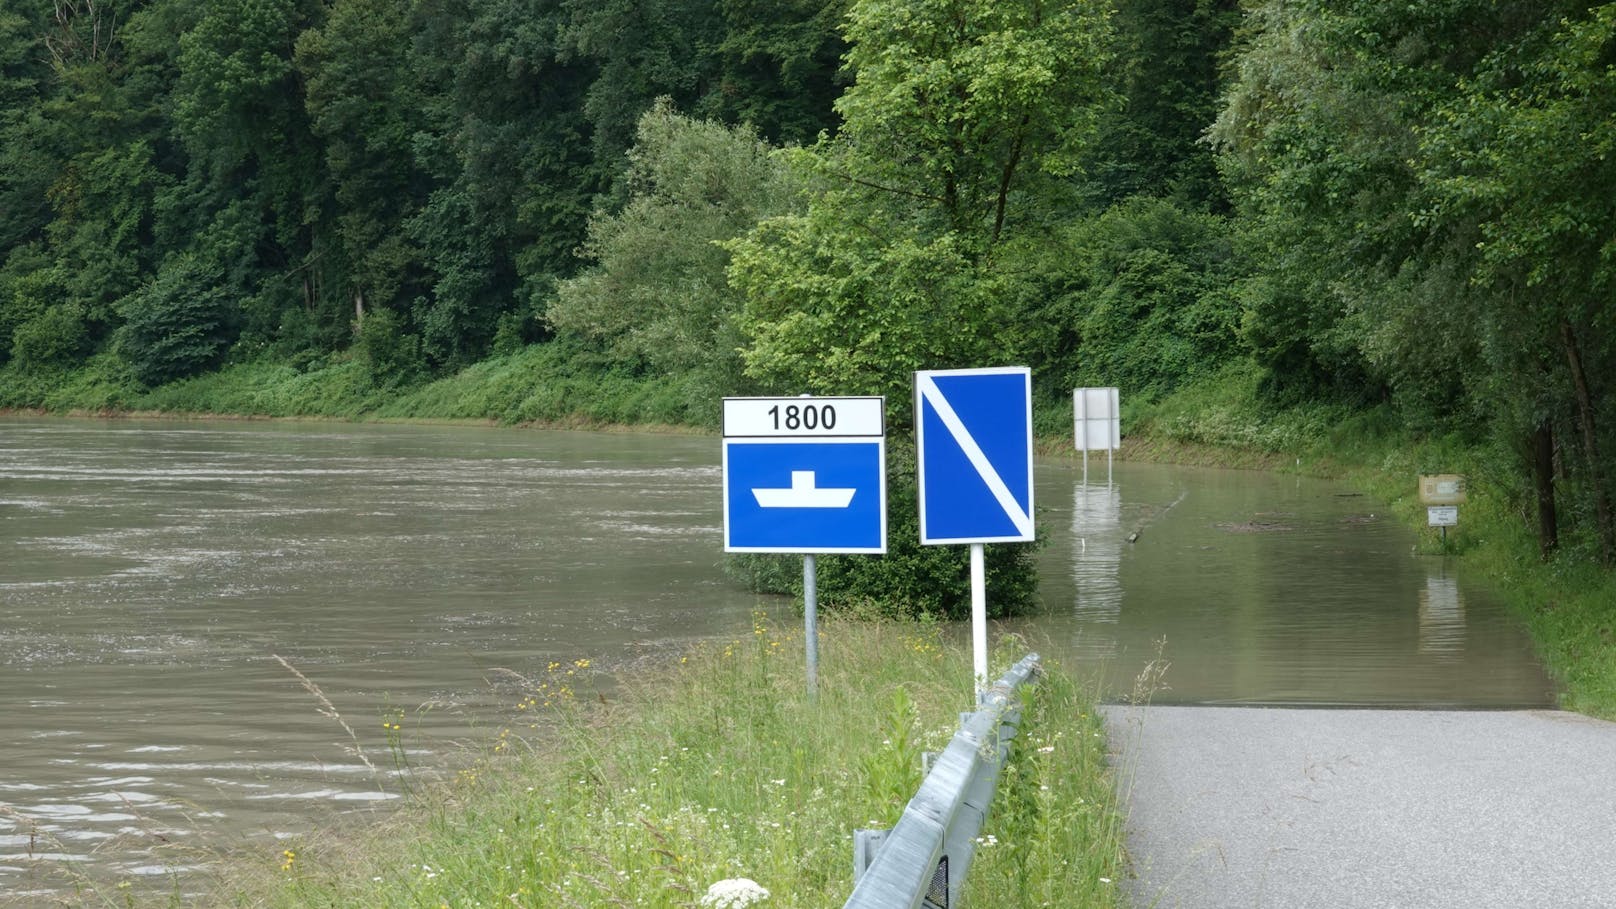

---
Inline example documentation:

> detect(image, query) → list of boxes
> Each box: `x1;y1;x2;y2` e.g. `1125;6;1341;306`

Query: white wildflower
700;878;771;908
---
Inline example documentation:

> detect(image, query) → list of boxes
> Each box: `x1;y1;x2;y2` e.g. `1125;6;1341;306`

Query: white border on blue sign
914;366;1035;545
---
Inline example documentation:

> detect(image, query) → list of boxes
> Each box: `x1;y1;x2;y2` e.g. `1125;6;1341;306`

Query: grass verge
189;616;1122;908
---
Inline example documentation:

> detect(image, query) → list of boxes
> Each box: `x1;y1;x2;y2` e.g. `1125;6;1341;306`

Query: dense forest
2;0;1613;569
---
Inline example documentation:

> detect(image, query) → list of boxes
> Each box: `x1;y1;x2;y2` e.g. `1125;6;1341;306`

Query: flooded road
0;417;1552;898
1029;460;1553;707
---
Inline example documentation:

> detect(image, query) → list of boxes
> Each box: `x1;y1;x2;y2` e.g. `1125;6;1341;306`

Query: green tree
0;9;53;254
44;140;171;332
1085;0;1237;209
707;0;848;145
296;0;430;331
1;249;67;369
561;0;725;168
1413;4;1616;562
405;0;600;368
172;0;328;348
0;1;188;369
727;0;1115;413
1214;1;1616;562
116;252;235;384
548;101;795;392
1023;197;1241;401
832;0;1114;243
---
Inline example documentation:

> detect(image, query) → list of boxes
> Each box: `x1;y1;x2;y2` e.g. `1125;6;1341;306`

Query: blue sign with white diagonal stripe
915;367;1035;544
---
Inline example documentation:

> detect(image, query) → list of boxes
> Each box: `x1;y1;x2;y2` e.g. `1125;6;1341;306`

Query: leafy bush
10;304;88;369
116;254;236;386
1023;197;1242;403
0;248;65;369
354;308;426;388
549;100;794;404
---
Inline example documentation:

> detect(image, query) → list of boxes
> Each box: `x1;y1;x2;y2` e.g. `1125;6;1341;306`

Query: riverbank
180;617;1123;908
0;342;716;431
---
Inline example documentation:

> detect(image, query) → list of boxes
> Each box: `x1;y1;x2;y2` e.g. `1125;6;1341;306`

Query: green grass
169;616;1125;908
0;341;718;429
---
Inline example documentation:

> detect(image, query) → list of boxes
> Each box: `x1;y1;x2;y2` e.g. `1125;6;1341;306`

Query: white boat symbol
752;471;856;509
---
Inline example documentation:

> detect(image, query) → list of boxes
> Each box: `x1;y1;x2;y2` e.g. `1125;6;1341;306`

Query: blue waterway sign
915;367;1035;545
722;397;887;554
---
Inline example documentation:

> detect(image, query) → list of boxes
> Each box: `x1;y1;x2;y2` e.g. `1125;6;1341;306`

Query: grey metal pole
804;553;818;701
970;543;987;697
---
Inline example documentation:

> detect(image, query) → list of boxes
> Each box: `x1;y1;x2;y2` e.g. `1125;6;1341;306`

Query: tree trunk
991;115;1029;247
354;287;366;327
1533;419;1558;560
1561;319;1616;565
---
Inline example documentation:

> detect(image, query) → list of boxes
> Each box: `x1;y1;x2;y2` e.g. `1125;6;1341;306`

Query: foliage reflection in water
1027;460;1554;708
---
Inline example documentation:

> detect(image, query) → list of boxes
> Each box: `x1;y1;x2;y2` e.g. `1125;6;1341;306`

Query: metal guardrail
844;653;1041;909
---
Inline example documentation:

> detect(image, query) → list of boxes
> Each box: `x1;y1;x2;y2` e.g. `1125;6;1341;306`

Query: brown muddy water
1028;461;1553;708
0;417;1553;900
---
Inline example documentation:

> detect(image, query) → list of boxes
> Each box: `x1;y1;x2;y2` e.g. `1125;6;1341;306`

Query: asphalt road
1101;705;1616;908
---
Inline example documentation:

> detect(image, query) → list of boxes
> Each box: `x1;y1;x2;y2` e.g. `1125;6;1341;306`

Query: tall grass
194;616;1122;908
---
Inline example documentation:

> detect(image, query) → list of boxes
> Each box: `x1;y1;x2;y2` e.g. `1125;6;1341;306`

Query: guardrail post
844;653;1040;909
852;828;889;883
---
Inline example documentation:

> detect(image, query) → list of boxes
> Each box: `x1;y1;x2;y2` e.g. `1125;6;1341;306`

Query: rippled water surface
0;417;1553;899
0;418;774;900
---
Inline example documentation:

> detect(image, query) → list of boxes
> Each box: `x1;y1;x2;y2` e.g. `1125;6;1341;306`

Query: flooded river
0;417;1553;898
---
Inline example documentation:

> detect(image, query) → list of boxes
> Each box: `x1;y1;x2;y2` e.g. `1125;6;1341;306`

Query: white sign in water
1074;387;1121;452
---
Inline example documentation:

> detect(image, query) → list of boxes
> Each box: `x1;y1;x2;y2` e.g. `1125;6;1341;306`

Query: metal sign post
723;396;886;700
803;554;819;696
914;367;1035;695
